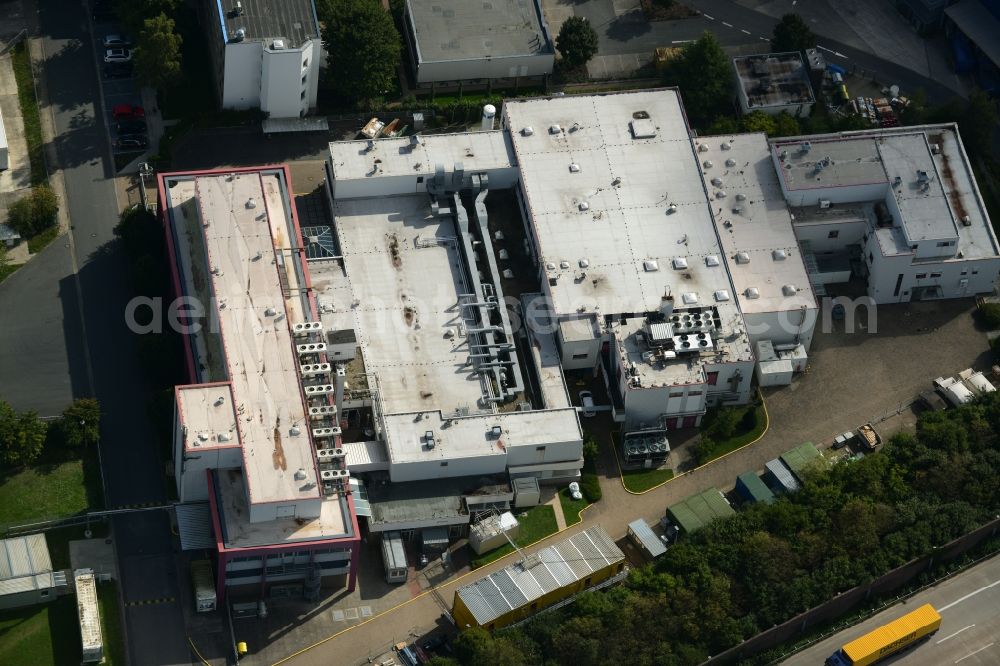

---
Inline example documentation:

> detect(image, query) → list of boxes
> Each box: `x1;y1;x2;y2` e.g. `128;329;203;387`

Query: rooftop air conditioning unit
819;199;831;209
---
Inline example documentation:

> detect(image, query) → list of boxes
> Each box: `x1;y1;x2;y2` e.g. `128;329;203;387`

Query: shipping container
382;531;408;584
825;604;941;666
190;559;217;612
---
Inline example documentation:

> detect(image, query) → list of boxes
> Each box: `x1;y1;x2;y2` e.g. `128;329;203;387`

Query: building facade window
706;372;719;385
572;353;588;359
827;230;839;239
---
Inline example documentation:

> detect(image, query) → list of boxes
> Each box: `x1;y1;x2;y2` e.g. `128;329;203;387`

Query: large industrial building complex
159;86;999;606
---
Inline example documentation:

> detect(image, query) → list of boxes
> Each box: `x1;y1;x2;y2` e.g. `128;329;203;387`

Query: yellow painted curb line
188;636;211;666
271;513;590;666
615;388;771;495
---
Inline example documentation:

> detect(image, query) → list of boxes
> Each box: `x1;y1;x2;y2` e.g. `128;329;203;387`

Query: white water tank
481;104;496;131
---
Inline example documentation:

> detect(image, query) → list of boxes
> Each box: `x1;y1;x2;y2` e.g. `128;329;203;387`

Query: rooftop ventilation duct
643;259;659;272
705;255;720;267
682;292;698;304
714;290;730;302
772;249;787;261
735;251;750;264
745;287;760;299
522;126;534;136
672;257;688;270
782;285;798;296
245;197;256;209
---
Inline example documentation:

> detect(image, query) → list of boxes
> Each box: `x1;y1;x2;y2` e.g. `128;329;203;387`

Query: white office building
773;127;1000;303
203;0;322;118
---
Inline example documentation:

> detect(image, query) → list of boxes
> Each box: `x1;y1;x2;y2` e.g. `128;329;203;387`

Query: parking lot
90;2;148;160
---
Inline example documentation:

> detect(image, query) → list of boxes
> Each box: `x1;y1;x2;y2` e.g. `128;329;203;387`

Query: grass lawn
27;226;61;255
697;403;768;465
0;448;103;527
622;467;675;493
0;578;123;666
11;43;46;186
470;504;558;568
0;594;82;665
98;581;125;666
558;488;590;526
0;263;21;283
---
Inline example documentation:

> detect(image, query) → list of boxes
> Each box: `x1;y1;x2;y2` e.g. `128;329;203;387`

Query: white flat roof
695;133;817;314
330;194;492;416
327;131;515;183
776;125;999;260
215;469;350;549
505;90;733;316
773;136;887;191
523;295;572;410
382;407;581;465
164;171;321;505
175;384;240;452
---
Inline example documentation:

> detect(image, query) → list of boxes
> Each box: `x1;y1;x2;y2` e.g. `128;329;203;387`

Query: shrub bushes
7;184;58;238
980;302;1000;329
580;472;602;502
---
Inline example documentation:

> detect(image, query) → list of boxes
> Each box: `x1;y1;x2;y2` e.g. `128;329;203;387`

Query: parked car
919;389;948;412
102;34;131;48
116;119;147;135
579;390;595;417
116;136;148;152
104;48;132;63
112;104;145;121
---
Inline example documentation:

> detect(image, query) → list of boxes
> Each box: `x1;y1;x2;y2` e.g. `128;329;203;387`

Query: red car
112;104;145;120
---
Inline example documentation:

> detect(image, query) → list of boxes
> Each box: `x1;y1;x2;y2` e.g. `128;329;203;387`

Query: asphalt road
788;554;1000;665
30;0;189;662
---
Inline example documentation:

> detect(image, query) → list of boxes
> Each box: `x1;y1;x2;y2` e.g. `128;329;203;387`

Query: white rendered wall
388;452;507;483
557;332;600;370
415;54;554;84
703;359;755;405
249;496;322;523
794;219;867;253
744;307;818;353
505;436;581;468
260;41;320;118
329;164;520;200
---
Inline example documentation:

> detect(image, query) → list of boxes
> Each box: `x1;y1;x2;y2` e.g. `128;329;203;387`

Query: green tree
665;32;731;126
773;110;801;137
0;400;47;468
556;16;599;70
113;0;178;35
7;184;58;238
959;88;998;158
771;14;816;54
134;13;183;90
318;0;401;103
57;398;101;448
706;116;740;135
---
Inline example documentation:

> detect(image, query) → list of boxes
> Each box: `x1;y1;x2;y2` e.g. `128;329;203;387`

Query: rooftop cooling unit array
309;405;338;418
312;426;342;439
292;322;324;336
297;342;327;355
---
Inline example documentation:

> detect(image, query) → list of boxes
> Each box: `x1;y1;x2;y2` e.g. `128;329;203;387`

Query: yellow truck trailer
825;604;941;666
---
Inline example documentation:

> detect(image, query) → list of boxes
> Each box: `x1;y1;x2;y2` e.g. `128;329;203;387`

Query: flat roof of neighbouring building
773;136;888;191
733;52;815;111
667;488;735;533
0;534;54;596
406;0;552;64
175;384;240;453
775;126;999;259
695;133;817;315
455;526;624;626
214;469;352;549
504;90;732;317
217;0;319;48
327;132;516;184
161;170;323;506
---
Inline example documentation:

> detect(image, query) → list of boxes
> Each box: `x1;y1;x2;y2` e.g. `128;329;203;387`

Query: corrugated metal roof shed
0;534;54;597
456;526;623;626
764;458;800;493
628;519;667;558
175;503;216;551
343;440;389;472
667;488;735;534
780;442;822;481
735;472;776;504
